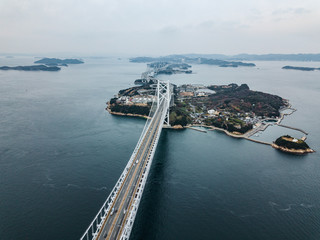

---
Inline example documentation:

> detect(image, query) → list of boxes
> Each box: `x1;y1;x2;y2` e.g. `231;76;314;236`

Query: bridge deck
95;102;165;240
80;80;171;240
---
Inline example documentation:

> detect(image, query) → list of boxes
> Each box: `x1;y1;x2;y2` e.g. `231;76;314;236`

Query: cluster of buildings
116;95;156;105
206;109;278;127
178;84;216;98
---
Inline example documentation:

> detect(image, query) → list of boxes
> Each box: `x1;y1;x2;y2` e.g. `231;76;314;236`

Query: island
107;60;314;154
34;58;84;66
129;53;320;62
130;55;256;68
282;66;320;71
0;65;60;71
152;62;192;75
107;82;286;132
199;58;256;67
272;135;314;154
134;62;192;85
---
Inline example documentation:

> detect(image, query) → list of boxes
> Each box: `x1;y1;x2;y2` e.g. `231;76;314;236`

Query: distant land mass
130;53;320;62
130;56;256;68
0;65;60;71
200;58;255;67
34;58;84;65
282;66;320;71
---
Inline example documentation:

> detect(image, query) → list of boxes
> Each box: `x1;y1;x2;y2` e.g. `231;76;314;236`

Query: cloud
272;7;311;16
0;0;319;55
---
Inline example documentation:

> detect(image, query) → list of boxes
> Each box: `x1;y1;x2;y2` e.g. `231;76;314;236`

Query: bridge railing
80;92;159;240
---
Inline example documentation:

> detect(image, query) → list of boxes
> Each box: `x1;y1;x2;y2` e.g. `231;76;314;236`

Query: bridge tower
157;80;171;126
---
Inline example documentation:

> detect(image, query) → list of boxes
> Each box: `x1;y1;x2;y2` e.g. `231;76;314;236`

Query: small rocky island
282;66;320;71
0;65;60;71
272;135;314;154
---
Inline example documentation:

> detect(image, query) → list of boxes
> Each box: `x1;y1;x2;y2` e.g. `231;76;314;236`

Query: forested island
0;65;60;71
200;59;255;67
34;58;84;66
272;135;314;154
282;66;320;71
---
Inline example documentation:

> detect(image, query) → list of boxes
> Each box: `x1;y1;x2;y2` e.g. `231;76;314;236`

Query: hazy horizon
1;0;320;56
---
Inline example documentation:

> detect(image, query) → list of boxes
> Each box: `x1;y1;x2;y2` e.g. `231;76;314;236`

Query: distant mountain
131;54;320;62
130;56;255;67
230;54;320;61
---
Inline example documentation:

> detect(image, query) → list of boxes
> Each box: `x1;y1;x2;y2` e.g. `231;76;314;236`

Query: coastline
271;143;315;154
106;105;151;119
107;95;313;154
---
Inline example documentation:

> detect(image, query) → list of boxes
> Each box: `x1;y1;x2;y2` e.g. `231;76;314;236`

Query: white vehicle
110;207;115;216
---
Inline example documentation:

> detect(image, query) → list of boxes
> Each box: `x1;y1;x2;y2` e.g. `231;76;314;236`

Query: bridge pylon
156;80;171;126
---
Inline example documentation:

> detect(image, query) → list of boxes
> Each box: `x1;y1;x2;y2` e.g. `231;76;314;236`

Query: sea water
0;57;319;240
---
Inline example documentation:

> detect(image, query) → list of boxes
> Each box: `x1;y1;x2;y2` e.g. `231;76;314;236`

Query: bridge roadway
96;101;166;240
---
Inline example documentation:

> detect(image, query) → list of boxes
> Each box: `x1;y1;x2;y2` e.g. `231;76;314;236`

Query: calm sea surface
0;57;319;240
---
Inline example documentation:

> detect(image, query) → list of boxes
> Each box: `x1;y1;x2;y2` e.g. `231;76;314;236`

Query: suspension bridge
80;80;172;240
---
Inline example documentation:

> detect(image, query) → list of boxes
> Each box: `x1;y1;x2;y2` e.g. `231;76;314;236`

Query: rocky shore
272;143;315;154
106;105;151;119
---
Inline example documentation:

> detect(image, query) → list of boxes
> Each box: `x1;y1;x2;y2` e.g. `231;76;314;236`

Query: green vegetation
204;117;252;134
275;135;310;150
169;102;192;126
118;86;150;96
205;84;284;117
110;104;151;116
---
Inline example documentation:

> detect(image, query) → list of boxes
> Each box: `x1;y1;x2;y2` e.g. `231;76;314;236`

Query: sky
0;0;319;56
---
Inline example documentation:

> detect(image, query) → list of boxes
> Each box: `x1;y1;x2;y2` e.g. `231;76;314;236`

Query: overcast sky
1;0;319;56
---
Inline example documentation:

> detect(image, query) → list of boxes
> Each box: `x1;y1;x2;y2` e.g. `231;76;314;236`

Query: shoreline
106;106;151;119
271;143;315;154
106;102;313;154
